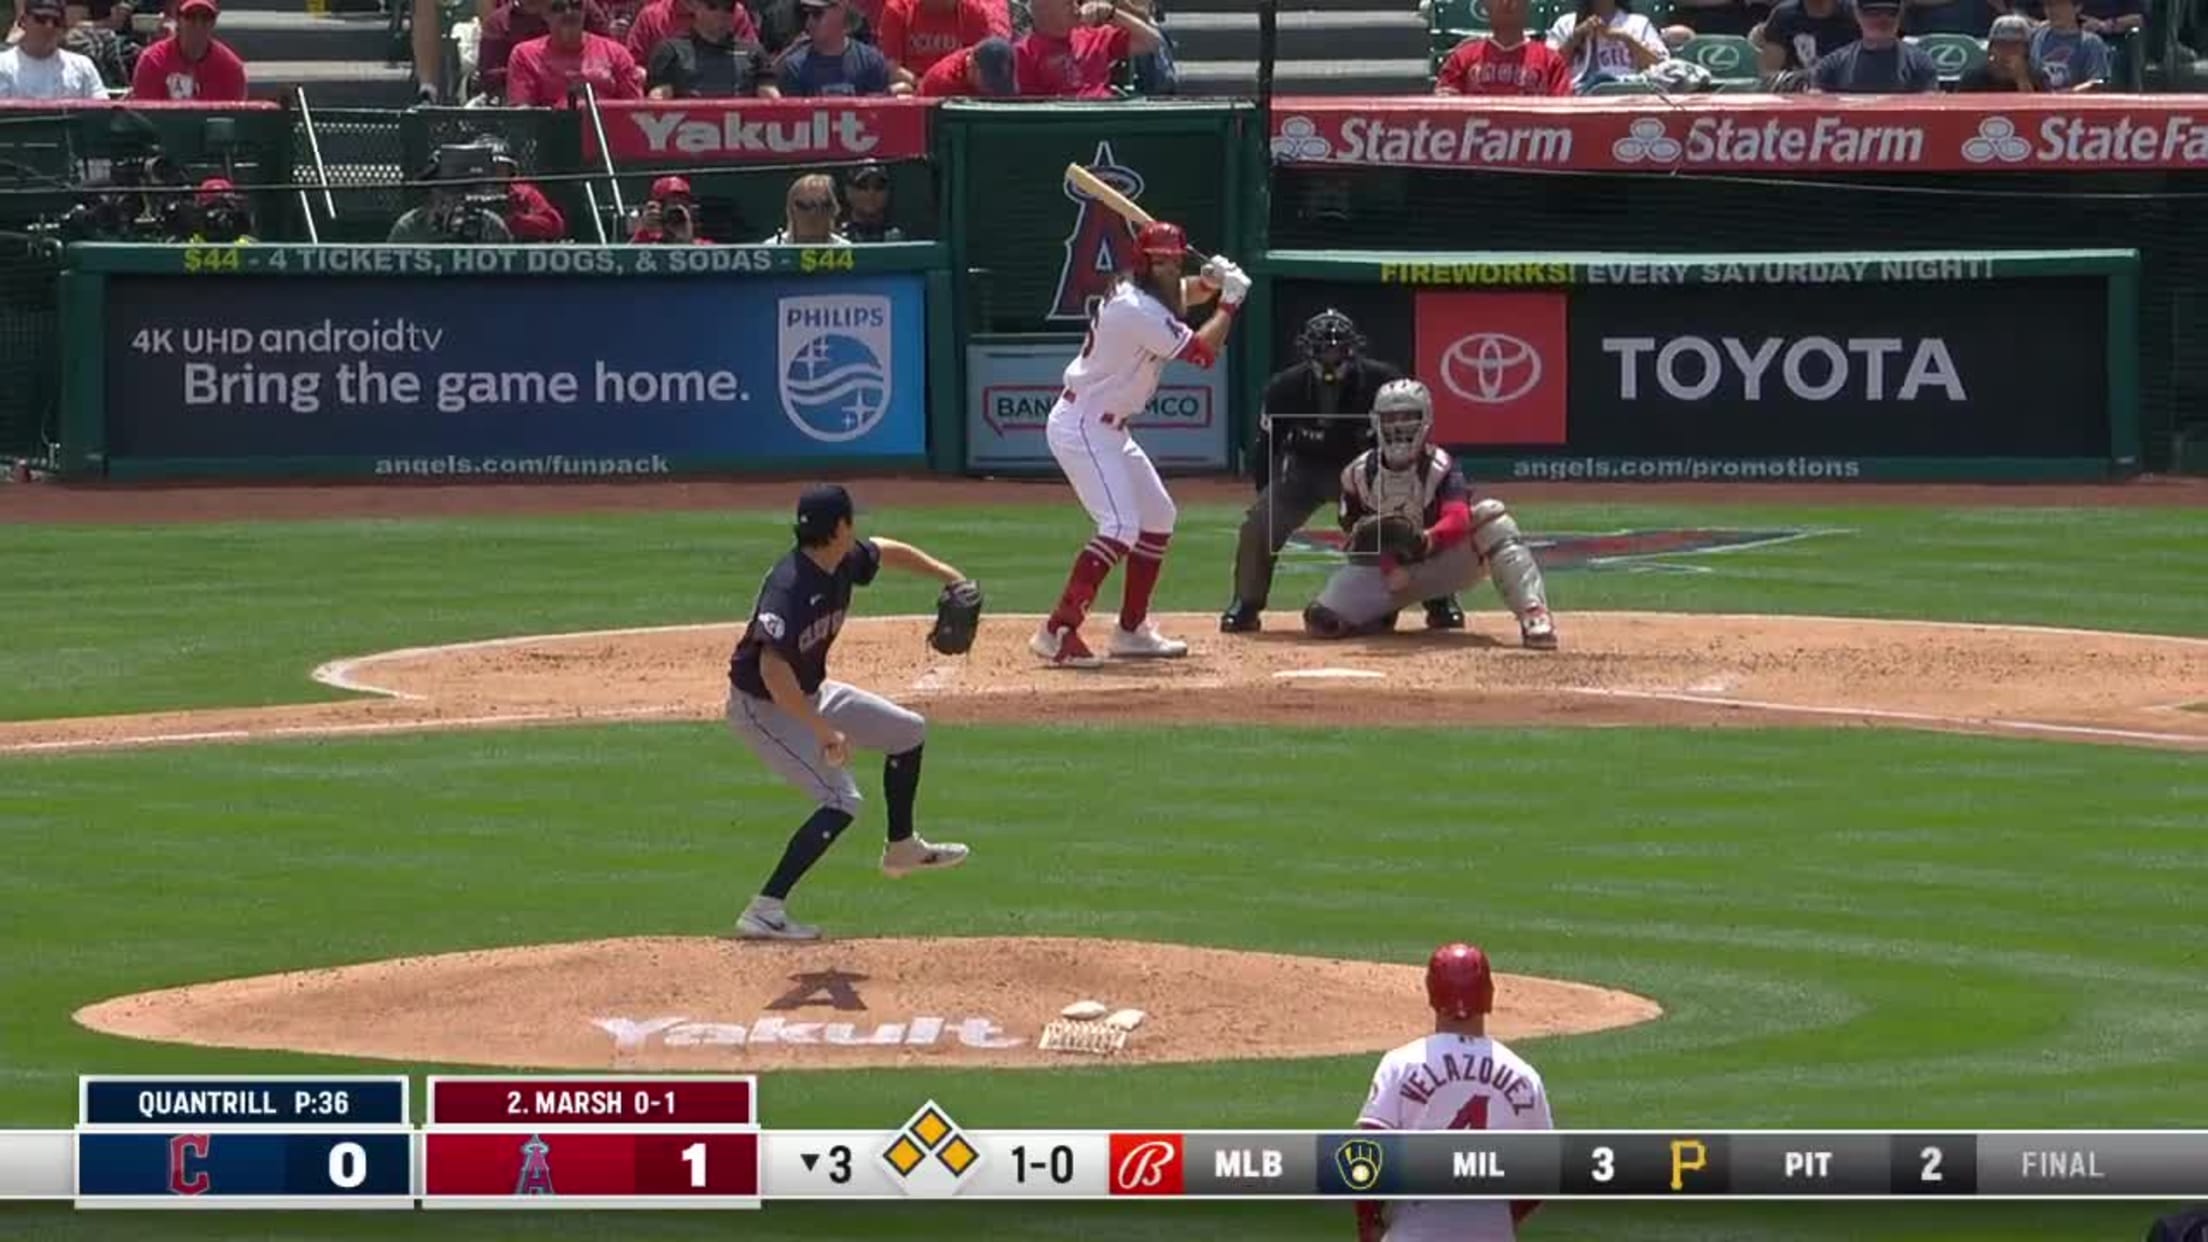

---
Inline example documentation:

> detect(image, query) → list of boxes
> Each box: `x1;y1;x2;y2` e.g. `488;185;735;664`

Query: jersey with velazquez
730;537;881;697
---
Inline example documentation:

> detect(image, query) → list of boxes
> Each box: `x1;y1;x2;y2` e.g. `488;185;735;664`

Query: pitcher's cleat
733;899;821;941
882;836;970;878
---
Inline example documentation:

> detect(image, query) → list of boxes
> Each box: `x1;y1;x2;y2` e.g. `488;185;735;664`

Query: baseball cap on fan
794;484;857;542
177;0;219;17
1988;13;2030;40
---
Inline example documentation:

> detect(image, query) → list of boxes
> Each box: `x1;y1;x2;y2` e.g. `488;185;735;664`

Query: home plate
1274;668;1387;682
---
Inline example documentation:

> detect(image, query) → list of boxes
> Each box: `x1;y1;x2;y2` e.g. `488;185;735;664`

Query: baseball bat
1062;162;1212;264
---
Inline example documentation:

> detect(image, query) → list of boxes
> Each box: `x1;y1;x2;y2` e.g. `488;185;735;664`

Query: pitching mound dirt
74;937;1661;1071
5;611;2204;754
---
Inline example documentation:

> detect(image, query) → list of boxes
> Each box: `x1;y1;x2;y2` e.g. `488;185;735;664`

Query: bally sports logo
1110;1134;1184;1195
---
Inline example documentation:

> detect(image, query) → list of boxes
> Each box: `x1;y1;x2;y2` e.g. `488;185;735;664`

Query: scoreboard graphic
3;1075;2205;1207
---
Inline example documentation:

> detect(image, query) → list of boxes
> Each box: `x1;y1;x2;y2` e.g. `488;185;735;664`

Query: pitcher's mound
75;936;1661;1071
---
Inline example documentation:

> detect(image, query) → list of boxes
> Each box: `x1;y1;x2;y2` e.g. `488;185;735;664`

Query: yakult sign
1270;98;2208;173
589;99;932;164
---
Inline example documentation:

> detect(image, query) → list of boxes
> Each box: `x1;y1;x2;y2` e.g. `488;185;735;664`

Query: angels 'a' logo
1050;141;1144;322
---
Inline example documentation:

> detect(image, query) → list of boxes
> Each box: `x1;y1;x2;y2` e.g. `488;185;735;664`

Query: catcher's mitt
927;579;984;655
1346;515;1430;567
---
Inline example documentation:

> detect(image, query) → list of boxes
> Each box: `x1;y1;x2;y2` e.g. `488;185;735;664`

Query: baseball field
2;476;2204;1240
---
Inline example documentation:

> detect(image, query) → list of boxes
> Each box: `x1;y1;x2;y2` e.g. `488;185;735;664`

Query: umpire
1221;309;1463;633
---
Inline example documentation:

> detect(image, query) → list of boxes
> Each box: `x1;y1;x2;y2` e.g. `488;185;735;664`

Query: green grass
2;502;2204;721
1;497;2205;1239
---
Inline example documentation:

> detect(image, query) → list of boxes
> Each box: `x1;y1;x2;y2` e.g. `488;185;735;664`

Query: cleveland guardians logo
1051;141;1144;323
777;295;894;443
168;1133;211;1196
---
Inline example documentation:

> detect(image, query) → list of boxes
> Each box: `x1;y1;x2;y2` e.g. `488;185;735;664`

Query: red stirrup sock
1119;531;1172;631
1048;536;1128;632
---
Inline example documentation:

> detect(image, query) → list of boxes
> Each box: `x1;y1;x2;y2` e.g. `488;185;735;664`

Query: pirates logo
1050;141;1145;322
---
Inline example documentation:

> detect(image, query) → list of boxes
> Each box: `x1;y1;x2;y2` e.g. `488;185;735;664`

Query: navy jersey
730;538;882;698
1339;446;1471;530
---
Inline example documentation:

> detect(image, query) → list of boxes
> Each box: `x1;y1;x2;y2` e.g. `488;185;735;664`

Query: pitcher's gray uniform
1303;380;1559;650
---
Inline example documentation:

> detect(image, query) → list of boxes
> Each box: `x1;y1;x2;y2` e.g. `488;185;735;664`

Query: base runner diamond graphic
877;1100;983;1198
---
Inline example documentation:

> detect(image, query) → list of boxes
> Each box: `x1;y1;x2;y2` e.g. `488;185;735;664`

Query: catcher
725;484;984;941
1303;380;1559;650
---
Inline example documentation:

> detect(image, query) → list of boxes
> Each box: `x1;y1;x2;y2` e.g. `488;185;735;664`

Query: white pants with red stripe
1045;400;1177;545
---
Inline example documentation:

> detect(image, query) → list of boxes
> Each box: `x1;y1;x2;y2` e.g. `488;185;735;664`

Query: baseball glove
1346;515;1430;567
927;579;984;655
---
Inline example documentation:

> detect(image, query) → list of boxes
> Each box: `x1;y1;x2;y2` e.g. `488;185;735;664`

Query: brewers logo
777;295;894;443
1050;141;1145;322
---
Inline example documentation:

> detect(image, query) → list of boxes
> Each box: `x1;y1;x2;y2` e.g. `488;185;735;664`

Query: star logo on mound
1961;116;2032;164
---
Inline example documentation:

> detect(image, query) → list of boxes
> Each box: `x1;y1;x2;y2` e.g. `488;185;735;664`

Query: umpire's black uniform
1223;350;1403;623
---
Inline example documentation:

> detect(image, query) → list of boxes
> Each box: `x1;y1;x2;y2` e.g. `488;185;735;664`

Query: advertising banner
1269;97;2208;174
1413;291;1567;445
964;339;1229;471
103;274;929;473
586;99;933;165
1562;278;2108;459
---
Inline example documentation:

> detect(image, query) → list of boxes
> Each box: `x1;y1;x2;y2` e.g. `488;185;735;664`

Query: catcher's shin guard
1470;499;1550;620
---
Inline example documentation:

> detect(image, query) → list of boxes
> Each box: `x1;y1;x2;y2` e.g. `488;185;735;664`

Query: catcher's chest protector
1353;449;1453;525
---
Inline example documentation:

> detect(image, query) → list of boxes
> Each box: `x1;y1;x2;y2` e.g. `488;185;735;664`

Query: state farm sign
589;99;932;164
1271;98;2208;173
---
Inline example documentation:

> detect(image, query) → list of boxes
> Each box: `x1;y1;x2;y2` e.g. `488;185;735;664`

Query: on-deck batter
1356;943;1555;1242
1030;220;1251;667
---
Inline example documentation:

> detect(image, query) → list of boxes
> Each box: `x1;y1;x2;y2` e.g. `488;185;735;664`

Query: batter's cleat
1220;600;1263;633
1424;597;1466;630
1030;623;1105;669
882;836;970;878
1110;619;1191;659
1520;607;1559;651
733;899;821;941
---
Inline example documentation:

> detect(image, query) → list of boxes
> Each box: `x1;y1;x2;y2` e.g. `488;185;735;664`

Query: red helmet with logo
1134;220;1187;261
1426;942;1495;1019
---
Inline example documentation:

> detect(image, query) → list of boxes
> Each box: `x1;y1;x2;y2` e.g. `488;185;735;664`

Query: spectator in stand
840;160;904;240
1959;13;2047;87
1546;0;1666;91
915;30;1014;92
648;0;776;94
479;0;612;99
1433;0;1571;93
1752;0;1856;71
1015;0;1161;96
632;174;711;243
127;0;243;99
0;0;106;98
62;0;137;90
761;172;848;244
1900;0;1987;37
1809;0;1935;90
506;0;644;103
877;0;1005;79
2032;0;2112;89
778;0;906;93
2079;0;2141;38
627;0;763;62
1750;29;1812;86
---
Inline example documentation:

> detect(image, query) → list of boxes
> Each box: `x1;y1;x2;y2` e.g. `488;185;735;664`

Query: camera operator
386;144;515;244
174;175;255;242
629;174;710;244
487;143;566;241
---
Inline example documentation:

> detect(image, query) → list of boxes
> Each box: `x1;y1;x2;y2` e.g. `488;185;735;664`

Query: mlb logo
777;294;894;443
1109;1133;1184;1195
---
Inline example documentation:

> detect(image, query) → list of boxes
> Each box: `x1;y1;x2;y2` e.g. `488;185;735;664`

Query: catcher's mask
1371;378;1434;470
1297;308;1362;382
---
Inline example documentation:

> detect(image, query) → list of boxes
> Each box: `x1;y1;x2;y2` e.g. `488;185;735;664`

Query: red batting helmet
1134;220;1187;261
1426;943;1495;1019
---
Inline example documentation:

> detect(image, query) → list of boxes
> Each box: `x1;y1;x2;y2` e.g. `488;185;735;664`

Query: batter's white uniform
1046;279;1194;545
1357;1033;1554;1242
